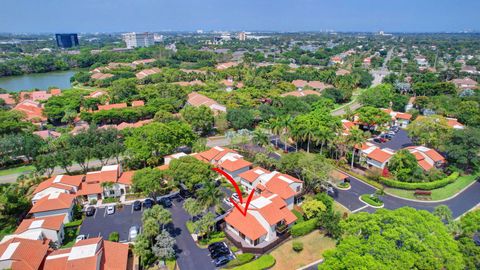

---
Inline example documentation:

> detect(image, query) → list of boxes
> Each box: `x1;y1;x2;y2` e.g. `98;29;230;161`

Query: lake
0;70;77;92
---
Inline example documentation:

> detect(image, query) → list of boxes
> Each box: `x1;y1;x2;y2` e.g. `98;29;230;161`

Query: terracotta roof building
135;67;161;79
187;92;226;114
13;100;46;122
0;238;50;270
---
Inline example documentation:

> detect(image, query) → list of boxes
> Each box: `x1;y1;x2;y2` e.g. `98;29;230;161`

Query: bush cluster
290;218;318;237
379;172;459;190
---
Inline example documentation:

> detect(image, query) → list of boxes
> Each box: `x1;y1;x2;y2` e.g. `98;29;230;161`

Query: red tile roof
281;90;320;97
367;148;393;163
77;182;103;196
50;89;62;96
29;193;75;214
136;68;161;79
0;238;50;270
424;149;445;163
0;94;16;105
238;167;271;183
131;100;145;107
220;158;252;172
15;215;65;234
225;210;267;241
216;62;239;70
264;178;296;200
33;175;83;195
13;100;46;122
117;171;134;185
90;72;114;80
418;160;434;171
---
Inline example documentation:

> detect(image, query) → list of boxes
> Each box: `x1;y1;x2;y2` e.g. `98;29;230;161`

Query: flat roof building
122;32;155;49
55;33;79;48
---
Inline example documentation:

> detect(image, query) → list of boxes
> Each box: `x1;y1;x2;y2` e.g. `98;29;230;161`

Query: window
253;238;260;246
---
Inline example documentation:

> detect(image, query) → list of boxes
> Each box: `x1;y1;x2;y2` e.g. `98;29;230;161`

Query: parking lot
371;129;413;150
79;204;143;243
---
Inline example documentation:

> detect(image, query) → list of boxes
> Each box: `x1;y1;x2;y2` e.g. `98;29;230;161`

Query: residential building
330;56;344;65
451;77;478;90
19;90;51;101
173;80;206;87
405;146;446;171
281;90;320;98
90;72;114;80
461;65;479;75
341;119;356;135
132;58;156;66
291;80;331;91
336;69;351;76
0;94;15;106
78;165;133;202
446;118;465;129
32;174;83;203
43;237;129;270
187;92;227;114
29;193;76;223
13;100;46;122
122;32;155;49
135;67;161;79
238;32;247;41
2;215;66;244
382;108;412;128
55;33;79;48
221;78;243;92
0;238;50;270
225;193;296;247
97;103;127;111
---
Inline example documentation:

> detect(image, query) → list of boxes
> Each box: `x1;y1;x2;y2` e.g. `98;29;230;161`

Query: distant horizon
2;0;479;33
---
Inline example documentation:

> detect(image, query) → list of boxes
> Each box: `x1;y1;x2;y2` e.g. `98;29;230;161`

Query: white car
231;193;240;202
75;235;86;243
106;205;115;215
129;226;139;241
223;197;233;206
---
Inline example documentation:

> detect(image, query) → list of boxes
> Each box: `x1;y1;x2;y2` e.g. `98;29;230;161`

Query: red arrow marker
213;168;255;216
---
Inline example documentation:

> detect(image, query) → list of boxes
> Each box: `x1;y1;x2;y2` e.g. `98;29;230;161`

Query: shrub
230;246;239;253
338;182;350;188
360;194;383;207
290;218;318;237
232;255;275;270
226;253;255;268
89;199;97;205
108;231;119;242
64;219;83;228
379;172;459;190
292;241;303;252
103;197;119;204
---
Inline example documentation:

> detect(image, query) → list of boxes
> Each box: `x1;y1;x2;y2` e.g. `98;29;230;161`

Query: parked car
223;197;233;206
106;205;115;215
214;255;234;267
158;197;172;208
208;242;228;252
390;126;400;133
231;193;240;202
75;235;86;243
180;189;193;198
129;226;139;241
210;246;231;259
143;198;155;209
133;201;142;211
373;137;383;143
380;134;392;140
85;206;95;217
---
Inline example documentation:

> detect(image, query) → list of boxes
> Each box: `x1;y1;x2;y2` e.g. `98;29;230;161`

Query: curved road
334;173;480;219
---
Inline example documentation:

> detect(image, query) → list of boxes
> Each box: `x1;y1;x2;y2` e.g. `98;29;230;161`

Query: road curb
297;259;324;270
358;195;384;209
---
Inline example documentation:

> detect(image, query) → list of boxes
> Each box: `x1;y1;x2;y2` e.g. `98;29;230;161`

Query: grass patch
226;253;255;268
64;219;83;228
337;182;350;188
334;166;383;189
385;174;478;201
198;231;225;246
269;231;336;270
166;259;176;270
102;197;120;204
186;221;194;234
233;255;275;270
0;165;34;176
360;194;383;207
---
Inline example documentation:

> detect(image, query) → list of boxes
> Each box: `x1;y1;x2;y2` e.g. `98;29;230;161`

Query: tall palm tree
268;118;283;148
280;115;293;152
252;128;269;147
301;123;317;153
196;180;222;211
347;126;367;169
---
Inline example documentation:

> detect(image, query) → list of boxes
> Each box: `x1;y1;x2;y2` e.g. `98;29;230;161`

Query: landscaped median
360;194;384;208
385;173;479;201
379;172;459;190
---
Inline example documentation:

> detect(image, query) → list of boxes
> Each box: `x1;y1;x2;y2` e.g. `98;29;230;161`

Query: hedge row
290;218;318;237
379;172;459;190
226;253;255;268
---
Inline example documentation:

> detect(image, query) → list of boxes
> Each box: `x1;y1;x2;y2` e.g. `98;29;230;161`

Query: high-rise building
122;32;155;49
55;33;79;48
238;32;247;41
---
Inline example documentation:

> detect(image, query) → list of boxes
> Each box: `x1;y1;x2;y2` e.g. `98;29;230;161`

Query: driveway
335;174;480;219
371;129;413;150
168;196;216;270
80;204;143;242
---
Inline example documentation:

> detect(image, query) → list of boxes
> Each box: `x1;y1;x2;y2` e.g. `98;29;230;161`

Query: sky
1;0;479;33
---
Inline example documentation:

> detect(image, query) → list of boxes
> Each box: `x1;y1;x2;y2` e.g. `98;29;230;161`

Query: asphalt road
335;174;480;219
371;129;413;150
168;196;217;270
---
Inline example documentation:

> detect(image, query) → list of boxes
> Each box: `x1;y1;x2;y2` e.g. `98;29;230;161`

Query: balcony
275;223;288;235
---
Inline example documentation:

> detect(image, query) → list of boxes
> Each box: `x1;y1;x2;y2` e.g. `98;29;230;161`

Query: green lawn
233;254;276;270
385;174;478;201
0;165;34;176
61;227;80;248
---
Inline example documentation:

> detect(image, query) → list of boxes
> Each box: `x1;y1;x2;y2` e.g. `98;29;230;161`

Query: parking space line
93;208;98;219
131;206;134;214
104;209;107;218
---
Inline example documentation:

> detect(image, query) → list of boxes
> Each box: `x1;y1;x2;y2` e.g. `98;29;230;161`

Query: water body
0;70;76;92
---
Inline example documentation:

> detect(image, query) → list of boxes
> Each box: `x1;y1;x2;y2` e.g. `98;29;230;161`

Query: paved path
331;101;362;116
0;159;119;183
335;173;480;219
168;197;216;270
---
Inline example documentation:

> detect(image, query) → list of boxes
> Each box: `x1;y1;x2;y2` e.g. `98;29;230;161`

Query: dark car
210;247;230;259
85;206;96;217
158;197;172;208
208;242;227;252
180;189;193;198
214;255;233;267
133;201;142;211
143;198;155;209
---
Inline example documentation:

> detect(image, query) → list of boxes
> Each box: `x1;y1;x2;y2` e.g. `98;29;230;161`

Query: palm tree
196;180;222;211
183;198;203;220
347;126;367;169
252;128;269;147
301;124;317;153
280;115;293;152
268;118;283;148
290;126;302;152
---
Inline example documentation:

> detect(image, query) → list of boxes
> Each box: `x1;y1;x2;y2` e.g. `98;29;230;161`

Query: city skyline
1;0;479;33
